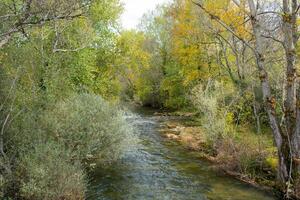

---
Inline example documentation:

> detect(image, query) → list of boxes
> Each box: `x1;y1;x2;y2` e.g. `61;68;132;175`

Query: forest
1;0;300;199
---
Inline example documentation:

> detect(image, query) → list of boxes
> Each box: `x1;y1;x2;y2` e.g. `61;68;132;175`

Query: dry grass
160;118;277;187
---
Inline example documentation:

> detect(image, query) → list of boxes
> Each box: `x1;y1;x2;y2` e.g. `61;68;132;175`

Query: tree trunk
294;83;300;170
283;0;297;121
247;0;289;184
252;84;261;134
282;1;300;192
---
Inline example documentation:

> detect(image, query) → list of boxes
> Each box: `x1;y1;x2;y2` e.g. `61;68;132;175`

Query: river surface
87;108;276;200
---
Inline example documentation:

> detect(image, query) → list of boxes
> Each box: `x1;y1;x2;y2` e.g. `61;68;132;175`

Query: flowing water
88;108;276;200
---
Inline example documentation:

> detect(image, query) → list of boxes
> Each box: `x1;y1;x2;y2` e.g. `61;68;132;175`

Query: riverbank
156;111;278;196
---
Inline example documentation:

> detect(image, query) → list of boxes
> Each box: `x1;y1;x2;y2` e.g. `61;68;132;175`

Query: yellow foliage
226;112;235;124
170;0;211;85
116;30;151;91
204;0;251;40
266;157;278;171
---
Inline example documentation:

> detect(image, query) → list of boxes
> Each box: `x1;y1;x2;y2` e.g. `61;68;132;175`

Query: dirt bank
157;113;276;195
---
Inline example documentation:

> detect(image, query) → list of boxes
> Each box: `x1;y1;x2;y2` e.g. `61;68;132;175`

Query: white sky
121;0;171;29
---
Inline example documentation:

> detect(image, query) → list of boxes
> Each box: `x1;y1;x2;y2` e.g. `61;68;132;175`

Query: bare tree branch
192;0;256;53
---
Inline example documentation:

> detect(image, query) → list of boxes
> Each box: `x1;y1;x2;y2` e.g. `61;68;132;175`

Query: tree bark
282;0;297;147
294;82;300;170
247;0;289;183
286;0;300;174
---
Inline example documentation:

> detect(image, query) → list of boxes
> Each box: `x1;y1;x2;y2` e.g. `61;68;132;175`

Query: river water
87;108;276;200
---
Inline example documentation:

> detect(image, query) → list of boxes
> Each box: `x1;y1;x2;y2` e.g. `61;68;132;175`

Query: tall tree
194;0;300;197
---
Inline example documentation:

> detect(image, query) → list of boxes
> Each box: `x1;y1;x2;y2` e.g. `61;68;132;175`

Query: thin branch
294;4;300;14
52;22;88;53
257;11;281;16
192;0;256;53
53;46;88;53
261;34;284;46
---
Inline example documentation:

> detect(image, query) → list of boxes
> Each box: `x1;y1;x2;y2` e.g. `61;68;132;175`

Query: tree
115;30;150;101
194;0;300;197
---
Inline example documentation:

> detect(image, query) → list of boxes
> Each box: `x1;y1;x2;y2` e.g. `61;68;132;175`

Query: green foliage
191;80;276;180
265;156;278;171
115;31;151;101
0;0;289;198
216;133;275;179
191;81;236;141
0;0;134;199
89;0;123;25
2;93;137;199
117;0;218;109
18;142;86;200
44;93;137;165
160;74;187;109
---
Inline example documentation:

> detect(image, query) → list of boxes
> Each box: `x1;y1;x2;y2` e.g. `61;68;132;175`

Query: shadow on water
87;107;276;200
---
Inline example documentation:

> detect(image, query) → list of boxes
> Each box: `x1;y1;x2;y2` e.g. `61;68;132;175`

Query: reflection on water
87;108;276;200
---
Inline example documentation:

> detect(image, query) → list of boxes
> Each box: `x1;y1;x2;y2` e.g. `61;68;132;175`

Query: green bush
43;93;137;165
3;93;137;199
191;81;235;142
216;133;275;179
18;142;86;200
191;81;276;179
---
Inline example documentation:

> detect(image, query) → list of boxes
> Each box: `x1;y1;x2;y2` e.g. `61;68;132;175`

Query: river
87;108;276;200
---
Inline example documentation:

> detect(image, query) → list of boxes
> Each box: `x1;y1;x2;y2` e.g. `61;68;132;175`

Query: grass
160;113;278;189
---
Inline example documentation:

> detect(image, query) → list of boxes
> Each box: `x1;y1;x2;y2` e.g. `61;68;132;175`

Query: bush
191;81;235;142
18;142;86;200
215;134;274;177
43;93;137;166
3;93;137;199
191;81;276;180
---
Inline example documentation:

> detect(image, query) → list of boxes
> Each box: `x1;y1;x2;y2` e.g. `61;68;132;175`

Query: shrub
215;134;273;177
191;81;235;143
3;93;137;199
191;81;276;179
18;142;86;200
43;93;137;166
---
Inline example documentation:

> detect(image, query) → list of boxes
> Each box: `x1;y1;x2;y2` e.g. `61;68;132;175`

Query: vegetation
0;0;136;199
1;0;300;199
